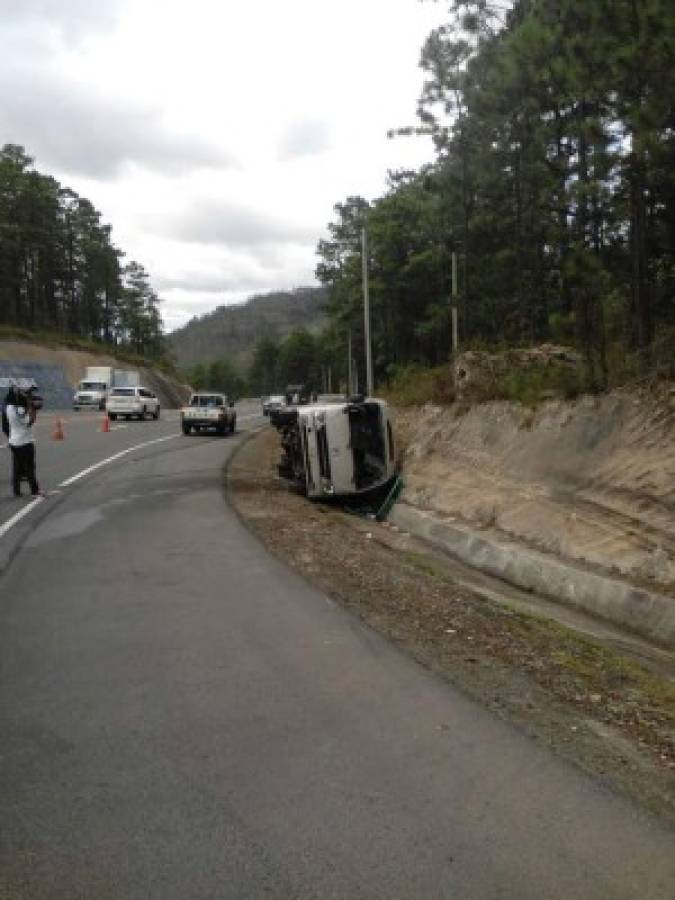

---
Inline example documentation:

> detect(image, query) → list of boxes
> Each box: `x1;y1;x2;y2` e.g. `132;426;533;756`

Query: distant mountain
167;286;329;369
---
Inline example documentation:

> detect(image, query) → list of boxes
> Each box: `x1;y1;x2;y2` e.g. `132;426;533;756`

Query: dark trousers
10;443;39;496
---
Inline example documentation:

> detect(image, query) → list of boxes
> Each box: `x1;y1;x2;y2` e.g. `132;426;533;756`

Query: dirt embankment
397;384;675;592
0;340;190;407
227;426;675;824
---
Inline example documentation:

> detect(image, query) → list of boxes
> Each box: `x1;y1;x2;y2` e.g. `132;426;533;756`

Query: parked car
107;386;160;421
262;394;285;416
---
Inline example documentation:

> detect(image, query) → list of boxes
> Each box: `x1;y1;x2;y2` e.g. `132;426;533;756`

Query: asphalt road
1;405;673;899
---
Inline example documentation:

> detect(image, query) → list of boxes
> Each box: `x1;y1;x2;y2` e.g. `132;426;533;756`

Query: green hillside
167;286;328;369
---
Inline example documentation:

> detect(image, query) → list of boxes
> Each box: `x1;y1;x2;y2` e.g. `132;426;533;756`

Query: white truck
72;367;140;411
180;393;237;436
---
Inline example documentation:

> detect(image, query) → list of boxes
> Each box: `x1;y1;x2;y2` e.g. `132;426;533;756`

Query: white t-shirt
7;404;35;447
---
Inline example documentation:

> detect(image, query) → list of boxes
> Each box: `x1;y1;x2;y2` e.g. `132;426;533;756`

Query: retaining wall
390;502;675;650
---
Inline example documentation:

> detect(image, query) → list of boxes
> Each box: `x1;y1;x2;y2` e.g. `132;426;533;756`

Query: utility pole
347;329;353;396
451;250;459;356
362;226;374;396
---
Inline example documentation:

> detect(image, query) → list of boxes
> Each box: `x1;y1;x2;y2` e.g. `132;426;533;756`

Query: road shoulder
226;426;675;824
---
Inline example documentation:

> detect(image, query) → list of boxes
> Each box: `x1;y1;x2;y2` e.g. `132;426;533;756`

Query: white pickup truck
180;393;236;436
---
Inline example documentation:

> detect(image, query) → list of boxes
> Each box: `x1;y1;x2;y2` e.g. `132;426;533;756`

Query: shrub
382;364;455;407
0;325;178;375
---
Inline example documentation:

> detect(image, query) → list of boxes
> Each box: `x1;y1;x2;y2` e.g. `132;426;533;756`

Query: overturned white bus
270;397;397;499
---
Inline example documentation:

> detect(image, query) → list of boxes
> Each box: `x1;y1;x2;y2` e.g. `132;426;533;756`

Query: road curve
1;407;673;899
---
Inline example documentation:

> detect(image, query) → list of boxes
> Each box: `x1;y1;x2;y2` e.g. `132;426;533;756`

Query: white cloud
278;120;330;160
0;0;446;330
0;66;234;178
148;198;316;247
154;273;238;294
0;0;120;40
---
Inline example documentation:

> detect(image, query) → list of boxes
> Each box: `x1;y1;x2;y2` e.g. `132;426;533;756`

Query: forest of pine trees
315;0;675;389
0;144;165;359
4;1;674;392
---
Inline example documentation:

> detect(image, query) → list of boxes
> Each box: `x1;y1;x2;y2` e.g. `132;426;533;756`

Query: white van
271;398;396;498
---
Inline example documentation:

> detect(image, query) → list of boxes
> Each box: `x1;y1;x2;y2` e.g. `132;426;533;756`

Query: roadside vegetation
309;0;675;396
181;0;674;403
0;145;167;363
380;364;456;407
380;344;672;408
0;324;179;376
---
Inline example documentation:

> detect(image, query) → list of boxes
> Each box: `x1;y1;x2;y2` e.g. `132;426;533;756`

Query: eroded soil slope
0;339;189;407
397;384;675;591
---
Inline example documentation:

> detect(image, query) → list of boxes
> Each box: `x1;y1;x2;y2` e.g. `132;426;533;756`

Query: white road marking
59;434;180;487
0;497;45;540
0;414;260;540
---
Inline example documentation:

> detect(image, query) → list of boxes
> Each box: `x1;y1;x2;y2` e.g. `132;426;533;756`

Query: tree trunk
629;154;652;361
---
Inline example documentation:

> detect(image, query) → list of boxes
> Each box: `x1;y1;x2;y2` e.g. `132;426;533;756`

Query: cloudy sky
0;0;446;331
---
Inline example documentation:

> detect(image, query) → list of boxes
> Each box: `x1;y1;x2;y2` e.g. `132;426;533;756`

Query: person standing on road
4;385;43;498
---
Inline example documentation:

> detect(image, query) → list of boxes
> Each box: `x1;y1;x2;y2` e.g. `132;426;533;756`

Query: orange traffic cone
100;414;110;433
52;418;65;441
